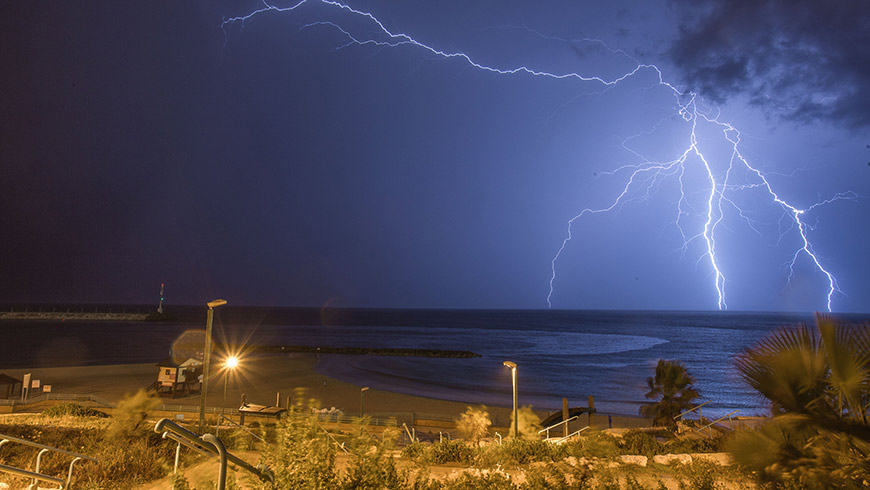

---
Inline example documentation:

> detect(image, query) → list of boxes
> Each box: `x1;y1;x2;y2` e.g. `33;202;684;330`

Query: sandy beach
0;353;651;429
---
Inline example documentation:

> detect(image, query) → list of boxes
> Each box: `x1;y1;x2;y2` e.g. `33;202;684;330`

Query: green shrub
443;472;515;490
171;472;191;490
519;464;571;490
253;409;339;490
342;450;406;490
42;403;108;418
108;388;160;438
593;470;620;490
402;441;427;462
619;431;663;457
430;440;476;465
623;475;651;490
676;462;722;490
511;406;543;440
0;420;191;489
563;432;620;459
501;439;563;465
456;406;492;445
665;434;724;454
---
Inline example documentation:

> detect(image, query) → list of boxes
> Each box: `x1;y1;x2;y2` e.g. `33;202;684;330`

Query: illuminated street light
223;355;240;415
199;299;227;435
503;361;518;438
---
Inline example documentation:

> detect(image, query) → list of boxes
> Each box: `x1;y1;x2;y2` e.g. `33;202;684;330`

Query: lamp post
199;299;227;435
223;355;239;414
503;361;518;438
360;387;370;417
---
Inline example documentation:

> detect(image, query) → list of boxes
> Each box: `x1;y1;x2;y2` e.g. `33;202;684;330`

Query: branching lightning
222;0;859;312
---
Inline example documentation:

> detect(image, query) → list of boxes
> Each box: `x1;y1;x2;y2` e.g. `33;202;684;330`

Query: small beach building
154;357;202;397
0;374;23;399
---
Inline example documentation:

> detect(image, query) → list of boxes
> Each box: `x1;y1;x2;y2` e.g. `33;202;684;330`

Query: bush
665;434;724;454
675;462;722;490
430;440;476;465
511;406;543;440
171;472;191;490
253;409;339;490
402;441;426;462
563;432;620;460
501;439;563;465
443;472;515;490
42;403;109;418
108;389;160;438
456;406;492;445
342;449;406;490
218;427;258;451
519;464;574;490
0;420;192;489
619;431;663;457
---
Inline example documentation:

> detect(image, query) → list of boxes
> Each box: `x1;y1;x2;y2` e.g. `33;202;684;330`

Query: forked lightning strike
222;0;858;312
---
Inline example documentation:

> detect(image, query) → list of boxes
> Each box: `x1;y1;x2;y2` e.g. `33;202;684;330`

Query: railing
154;418;273;490
674;400;712;422
216;414;267;443
692;410;740;438
0;432;97;489
547;426;590;444
538;415;579;439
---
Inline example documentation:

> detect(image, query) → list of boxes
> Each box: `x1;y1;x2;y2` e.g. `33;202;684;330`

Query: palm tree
735;313;870;436
729;313;870;487
639;359;700;427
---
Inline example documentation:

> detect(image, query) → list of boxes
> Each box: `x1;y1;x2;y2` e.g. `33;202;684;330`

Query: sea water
3;307;857;417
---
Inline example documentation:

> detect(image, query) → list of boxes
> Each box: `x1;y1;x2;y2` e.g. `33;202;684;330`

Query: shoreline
0;354;654;429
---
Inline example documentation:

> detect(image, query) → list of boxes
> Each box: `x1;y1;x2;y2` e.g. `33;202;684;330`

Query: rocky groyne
0;311;148;321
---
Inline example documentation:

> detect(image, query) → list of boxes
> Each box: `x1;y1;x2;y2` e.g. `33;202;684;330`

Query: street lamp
503;361;518;438
360;387;370;417
199;299;227;435
223;355;239;414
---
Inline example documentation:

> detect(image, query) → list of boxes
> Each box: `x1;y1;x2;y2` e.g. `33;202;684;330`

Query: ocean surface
2;307;865;417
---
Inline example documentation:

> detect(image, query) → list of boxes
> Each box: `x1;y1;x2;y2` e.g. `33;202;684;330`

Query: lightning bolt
222;0;858;312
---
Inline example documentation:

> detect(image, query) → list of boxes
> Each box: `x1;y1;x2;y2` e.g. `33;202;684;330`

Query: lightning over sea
222;1;861;312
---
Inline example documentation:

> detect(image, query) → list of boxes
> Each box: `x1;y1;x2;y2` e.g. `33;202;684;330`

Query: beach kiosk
0;374;22;400
154;357;203;397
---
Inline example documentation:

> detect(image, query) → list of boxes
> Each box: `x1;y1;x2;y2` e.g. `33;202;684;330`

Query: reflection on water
0;308;839;417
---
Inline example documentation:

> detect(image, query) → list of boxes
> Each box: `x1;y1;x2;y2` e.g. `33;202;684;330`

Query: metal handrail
218;414;268;444
538;415;579;438
674;400;712;420
0;432;96;489
547;425;590;444
0;463;64;487
154;418;273;489
311;416;350;454
693;410;740;437
402;423;417;444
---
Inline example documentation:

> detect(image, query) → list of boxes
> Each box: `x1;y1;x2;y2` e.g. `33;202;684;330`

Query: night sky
1;1;868;312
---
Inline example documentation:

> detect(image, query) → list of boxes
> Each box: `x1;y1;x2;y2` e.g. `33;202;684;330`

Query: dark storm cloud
668;0;870;127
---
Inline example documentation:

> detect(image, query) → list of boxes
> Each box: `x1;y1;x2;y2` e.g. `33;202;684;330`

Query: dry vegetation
5;316;868;490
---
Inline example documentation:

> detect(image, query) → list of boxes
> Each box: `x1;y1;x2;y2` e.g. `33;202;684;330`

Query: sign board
32;380;40;389
43;385;52;393
22;373;31;401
